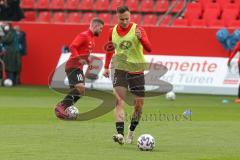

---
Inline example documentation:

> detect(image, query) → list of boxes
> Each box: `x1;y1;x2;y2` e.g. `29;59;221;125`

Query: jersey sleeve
69;34;87;58
228;41;240;64
136;26;152;53
104;28;114;69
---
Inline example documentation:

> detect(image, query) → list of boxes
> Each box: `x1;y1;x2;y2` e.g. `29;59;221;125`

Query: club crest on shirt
119;40;132;50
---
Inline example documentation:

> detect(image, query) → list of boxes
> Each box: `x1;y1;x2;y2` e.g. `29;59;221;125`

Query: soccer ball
65;106;79;119
165;91;176;100
3;79;13;87
137;134;155;151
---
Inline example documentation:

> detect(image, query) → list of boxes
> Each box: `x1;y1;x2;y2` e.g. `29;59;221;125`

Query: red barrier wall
14;23;229;85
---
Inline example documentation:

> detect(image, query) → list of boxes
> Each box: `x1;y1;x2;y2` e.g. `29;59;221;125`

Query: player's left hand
135;28;142;40
103;69;110;78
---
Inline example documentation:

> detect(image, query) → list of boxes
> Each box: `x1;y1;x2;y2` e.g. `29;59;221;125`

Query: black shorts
113;69;145;97
66;68;84;87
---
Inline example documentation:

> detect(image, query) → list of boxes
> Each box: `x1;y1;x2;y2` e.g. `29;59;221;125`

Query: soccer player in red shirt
228;41;240;103
103;6;152;144
55;18;104;119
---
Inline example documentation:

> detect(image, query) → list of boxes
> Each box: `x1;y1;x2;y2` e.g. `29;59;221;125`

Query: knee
116;98;125;108
134;99;144;108
75;84;85;95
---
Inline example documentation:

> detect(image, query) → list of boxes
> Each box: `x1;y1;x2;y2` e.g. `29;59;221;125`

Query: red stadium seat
186;1;202;11
204;2;221;15
202;9;220;23
22;11;37;21
36;0;50;9
125;0;139;12
221;2;239;11
207;19;225;27
50;0;65;10
140;0;154;13
190;19;207;27
172;18;189;27
81;12;96;24
171;0;184;13
235;0;240;6
198;0;216;8
142;14;158;26
218;0;236;9
228;20;240;28
131;14;142;24
65;0;79;10
184;2;202;20
52;12;66;23
94;0;109;11
98;13;112;25
159;15;171;26
109;0;124;11
154;0;169;12
20;0;35;9
79;0;94;10
38;11;51;23
111;15;118;25
184;10;202;23
67;12;82;23
221;9;238;25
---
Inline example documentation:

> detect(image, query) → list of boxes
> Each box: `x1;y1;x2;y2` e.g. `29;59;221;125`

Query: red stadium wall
14;23;229;85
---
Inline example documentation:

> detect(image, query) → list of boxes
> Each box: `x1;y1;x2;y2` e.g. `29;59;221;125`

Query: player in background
228;41;240;103
55;18;104;119
103;6;152;144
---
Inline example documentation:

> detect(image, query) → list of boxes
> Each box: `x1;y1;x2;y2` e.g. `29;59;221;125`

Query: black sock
116;122;124;136
130;120;139;132
61;88;80;107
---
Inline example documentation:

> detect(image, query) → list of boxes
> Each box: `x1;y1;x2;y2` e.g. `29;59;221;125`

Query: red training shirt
66;29;95;70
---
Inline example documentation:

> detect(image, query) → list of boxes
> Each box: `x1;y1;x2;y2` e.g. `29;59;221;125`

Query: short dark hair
91;18;104;25
116;5;130;14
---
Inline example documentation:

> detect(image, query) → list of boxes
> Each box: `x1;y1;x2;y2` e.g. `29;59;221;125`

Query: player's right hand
103;69;110;78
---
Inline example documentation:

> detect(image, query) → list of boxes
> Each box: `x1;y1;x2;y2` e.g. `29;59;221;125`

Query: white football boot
126;128;134;144
112;134;125;145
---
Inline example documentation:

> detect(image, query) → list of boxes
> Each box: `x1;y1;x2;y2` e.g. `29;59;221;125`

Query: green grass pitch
0;86;239;160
